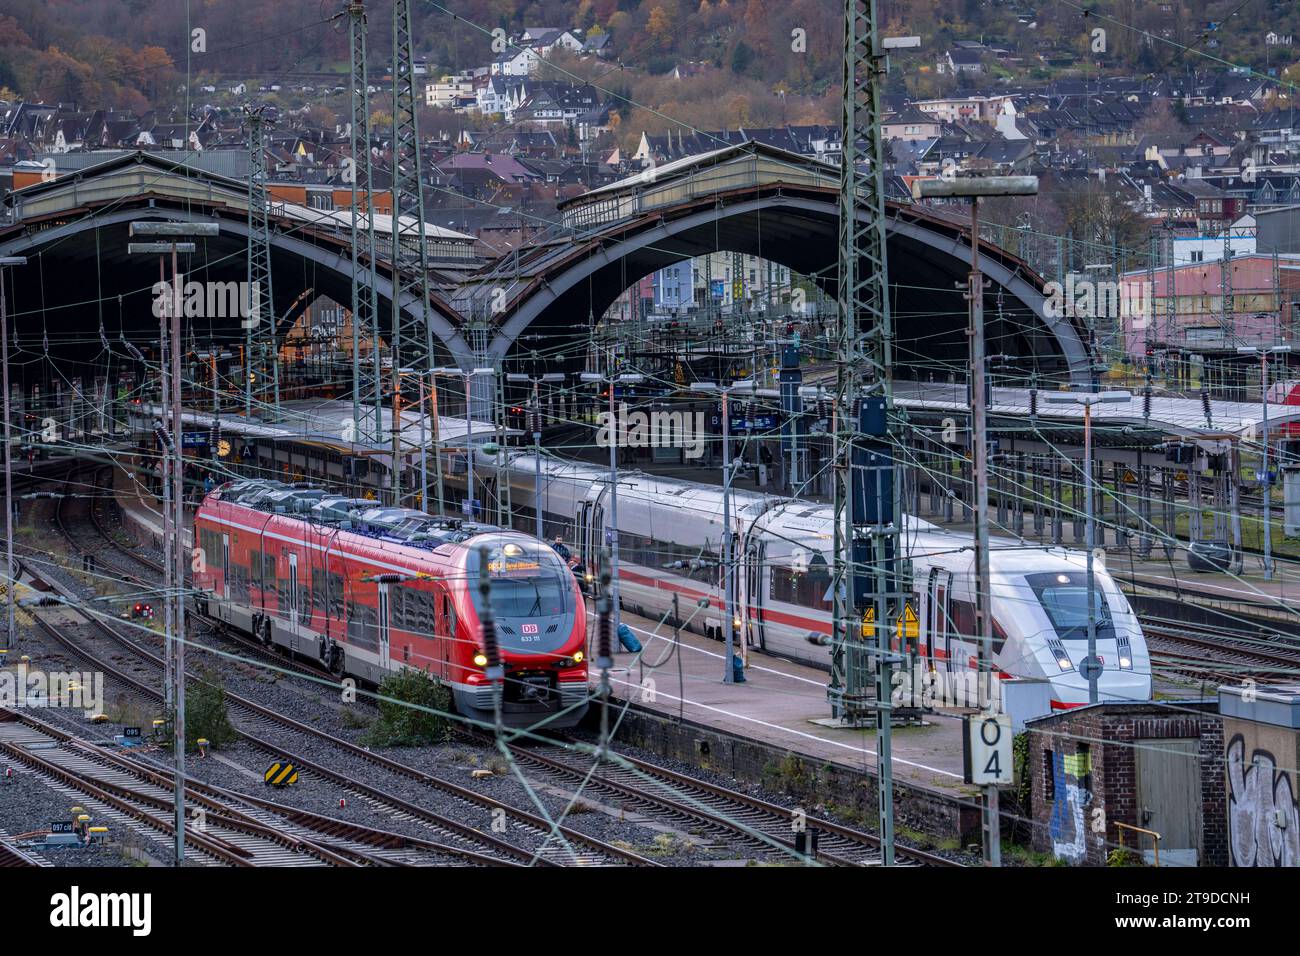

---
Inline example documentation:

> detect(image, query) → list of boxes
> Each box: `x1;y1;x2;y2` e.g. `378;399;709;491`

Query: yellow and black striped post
263;761;298;787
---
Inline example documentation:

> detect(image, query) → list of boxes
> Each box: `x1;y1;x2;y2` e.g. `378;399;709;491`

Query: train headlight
1119;655;1132;670
1056;656;1073;671
571;650;584;665
473;652;488;667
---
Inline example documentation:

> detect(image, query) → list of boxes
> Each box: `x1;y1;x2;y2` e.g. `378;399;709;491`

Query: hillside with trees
0;0;1294;123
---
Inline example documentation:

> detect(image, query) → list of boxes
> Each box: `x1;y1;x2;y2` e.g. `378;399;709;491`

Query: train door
928;568;953;673
376;582;392;674
221;534;229;601
287;552;299;653
438;592;451;681
576;486;605;571
742;537;765;650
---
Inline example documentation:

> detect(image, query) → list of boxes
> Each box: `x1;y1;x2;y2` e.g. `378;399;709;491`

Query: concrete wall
596;704;982;846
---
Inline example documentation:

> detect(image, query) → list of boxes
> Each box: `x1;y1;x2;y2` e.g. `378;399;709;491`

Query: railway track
1142;615;1300;684
472;730;962;866
0;710;358;866
0;834;49;867
21;485;657;867
0;708;504;867
62;466;334;683
69;468;959;865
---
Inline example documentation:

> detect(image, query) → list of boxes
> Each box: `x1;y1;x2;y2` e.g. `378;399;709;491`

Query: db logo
521;623;539;635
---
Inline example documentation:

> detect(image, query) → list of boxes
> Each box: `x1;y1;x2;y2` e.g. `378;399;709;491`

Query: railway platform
598;608;978;801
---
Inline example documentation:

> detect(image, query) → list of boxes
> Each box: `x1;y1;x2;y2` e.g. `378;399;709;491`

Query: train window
298;574;311;626
391;586;407;631
348;601;378;652
1025;572;1115;640
769;553;831;608
328;572;344;620
992;618;1008;656
277;553;290;610
951;601;975;643
414;591;435;638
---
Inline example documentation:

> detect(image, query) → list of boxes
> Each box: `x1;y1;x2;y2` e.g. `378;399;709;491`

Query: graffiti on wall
1049;749;1093;863
1227;735;1300;867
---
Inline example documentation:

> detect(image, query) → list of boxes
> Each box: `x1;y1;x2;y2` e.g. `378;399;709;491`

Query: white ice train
477;451;1152;709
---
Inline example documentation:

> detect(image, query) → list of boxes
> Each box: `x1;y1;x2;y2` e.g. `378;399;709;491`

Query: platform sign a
963;713;1013;785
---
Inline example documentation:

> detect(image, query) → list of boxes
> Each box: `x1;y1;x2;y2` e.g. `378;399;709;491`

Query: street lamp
433;366;494;519
0;256;26;654
1045;390;1131;706
128;219;220;869
687;380;760;683
916;174;1037;871
1237;344;1291;580
580;369;644;634
507;372;566;540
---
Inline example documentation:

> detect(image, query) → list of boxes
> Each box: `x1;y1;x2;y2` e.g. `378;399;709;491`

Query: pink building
1119;254;1300;360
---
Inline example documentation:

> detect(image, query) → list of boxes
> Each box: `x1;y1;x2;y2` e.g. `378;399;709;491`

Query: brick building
1026;701;1225;866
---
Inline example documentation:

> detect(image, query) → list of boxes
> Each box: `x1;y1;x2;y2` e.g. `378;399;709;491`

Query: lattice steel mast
246;107;278;417
389;0;437;507
831;0;904;865
345;1;382;448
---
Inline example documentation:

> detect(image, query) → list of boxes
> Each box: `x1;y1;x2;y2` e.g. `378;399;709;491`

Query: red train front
191;479;589;729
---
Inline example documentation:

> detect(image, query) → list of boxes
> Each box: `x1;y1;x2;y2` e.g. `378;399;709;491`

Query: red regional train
192;479;589;728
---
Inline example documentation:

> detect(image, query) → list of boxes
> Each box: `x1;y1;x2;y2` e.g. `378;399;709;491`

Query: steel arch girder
485;194;1089;383
0;205;474;363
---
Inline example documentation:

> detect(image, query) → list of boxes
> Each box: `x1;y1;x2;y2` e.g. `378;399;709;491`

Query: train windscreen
1025;571;1115;640
466;538;574;652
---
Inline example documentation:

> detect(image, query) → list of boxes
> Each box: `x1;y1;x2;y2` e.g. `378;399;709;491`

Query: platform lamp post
1045;390;1131;706
431;366;494;519
916;174;1037;869
0;257;26;652
506;372;566;540
1237;345;1290;581
128;219;220;868
580;370;644;634
687;380;753;682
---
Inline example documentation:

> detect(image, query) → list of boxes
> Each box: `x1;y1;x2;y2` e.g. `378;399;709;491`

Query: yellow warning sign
900;602;920;641
860;607;875;639
264;761;299;787
1123;470;1137;484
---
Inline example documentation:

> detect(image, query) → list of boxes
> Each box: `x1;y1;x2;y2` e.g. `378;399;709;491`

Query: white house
1172;215;1257;264
425;73;474;109
490;47;542;76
